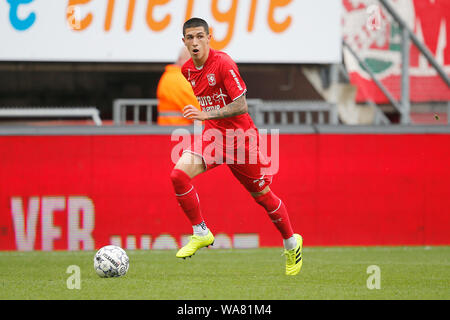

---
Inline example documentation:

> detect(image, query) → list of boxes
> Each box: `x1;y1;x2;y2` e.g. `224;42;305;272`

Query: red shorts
184;131;274;193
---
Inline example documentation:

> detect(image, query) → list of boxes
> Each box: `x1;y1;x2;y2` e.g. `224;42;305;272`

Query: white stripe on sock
268;199;282;214
176;186;194;197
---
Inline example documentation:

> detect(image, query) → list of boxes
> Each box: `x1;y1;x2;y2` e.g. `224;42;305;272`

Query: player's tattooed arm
206;95;248;120
183;95;248;121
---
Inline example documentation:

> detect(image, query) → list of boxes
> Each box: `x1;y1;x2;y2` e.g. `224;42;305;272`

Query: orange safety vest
157;65;201;125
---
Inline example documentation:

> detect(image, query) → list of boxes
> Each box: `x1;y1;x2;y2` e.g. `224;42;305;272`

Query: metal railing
112;98;337;126
112;98;265;125
0;107;102;126
254;100;338;125
112;99;158;125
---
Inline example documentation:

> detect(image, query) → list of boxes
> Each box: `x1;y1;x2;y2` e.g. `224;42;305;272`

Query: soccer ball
94;245;129;278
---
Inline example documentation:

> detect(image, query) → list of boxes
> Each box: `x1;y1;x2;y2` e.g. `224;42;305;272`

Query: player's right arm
183;95;248;121
205;95;248;119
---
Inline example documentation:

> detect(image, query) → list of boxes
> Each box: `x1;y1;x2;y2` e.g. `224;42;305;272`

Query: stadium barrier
0;107;102;126
112;99;337;126
0;125;449;251
254;100;338;125
113;99;158;125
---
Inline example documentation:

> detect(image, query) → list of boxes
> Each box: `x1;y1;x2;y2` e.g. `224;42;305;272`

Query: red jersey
181;49;273;185
181;49;257;133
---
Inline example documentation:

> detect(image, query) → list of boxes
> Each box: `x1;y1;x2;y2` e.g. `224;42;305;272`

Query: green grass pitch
0;246;448;300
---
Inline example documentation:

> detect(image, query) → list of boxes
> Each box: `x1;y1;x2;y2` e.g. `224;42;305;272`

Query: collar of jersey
192;48;215;71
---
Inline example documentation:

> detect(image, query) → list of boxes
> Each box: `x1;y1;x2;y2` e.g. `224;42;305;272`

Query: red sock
254;191;294;239
170;169;204;226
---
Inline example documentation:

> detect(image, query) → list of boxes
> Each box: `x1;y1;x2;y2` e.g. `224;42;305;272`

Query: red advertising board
0;133;449;251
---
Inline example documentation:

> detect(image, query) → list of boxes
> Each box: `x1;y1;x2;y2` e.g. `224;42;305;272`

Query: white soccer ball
93;245;129;278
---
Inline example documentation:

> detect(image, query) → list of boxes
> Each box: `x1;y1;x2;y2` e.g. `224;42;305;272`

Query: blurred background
0;0;449;251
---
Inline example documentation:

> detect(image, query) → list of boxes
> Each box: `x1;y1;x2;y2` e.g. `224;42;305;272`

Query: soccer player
170;18;303;275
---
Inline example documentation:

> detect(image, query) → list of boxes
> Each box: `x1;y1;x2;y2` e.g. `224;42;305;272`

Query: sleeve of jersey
220;56;247;101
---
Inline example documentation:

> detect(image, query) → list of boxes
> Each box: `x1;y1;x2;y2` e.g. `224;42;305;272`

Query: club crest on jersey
207;73;216;86
191;80;196;87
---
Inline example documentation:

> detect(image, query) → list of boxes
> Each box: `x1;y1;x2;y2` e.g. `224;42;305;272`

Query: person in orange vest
157;47;201;125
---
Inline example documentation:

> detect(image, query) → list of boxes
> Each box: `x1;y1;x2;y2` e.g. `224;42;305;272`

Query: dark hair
183;17;209;36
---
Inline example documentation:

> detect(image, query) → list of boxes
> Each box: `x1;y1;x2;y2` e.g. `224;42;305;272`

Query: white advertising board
0;0;342;63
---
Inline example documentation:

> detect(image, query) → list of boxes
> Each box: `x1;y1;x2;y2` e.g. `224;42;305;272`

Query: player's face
183;26;211;65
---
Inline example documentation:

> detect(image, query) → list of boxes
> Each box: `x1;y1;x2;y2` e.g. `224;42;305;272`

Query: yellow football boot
176;230;215;259
283;234;303;275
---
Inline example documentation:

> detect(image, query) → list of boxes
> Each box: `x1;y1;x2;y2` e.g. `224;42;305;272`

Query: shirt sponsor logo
197;92;227;108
